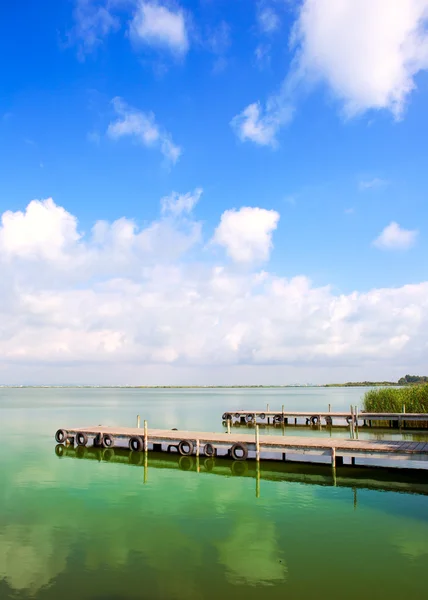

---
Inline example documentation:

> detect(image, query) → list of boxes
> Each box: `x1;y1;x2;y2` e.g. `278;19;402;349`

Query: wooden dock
55;425;428;470
222;409;428;428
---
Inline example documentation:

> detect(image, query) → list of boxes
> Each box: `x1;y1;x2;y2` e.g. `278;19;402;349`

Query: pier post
144;450;148;484
255;425;260;462
328;403;331;412
267;404;270;425
331;447;336;468
137;415;140;429
227;419;231;434
350;405;354;439
355;405;359;439
144;420;148;452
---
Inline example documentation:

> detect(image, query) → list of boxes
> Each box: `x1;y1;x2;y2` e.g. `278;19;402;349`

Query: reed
363;384;428;413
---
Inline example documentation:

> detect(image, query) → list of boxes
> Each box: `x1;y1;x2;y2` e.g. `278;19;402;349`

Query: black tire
230;443;248;461
179;456;193;471
222;413;227;420
102;434;114;448
346;416;352;424
231;460;248;476
76;432;88;447
178;440;194;456
274;414;283;424
55;444;65;457
55;429;68;443
246;413;254;423
259;413;266;420
310;416;319;425
204;458;215;472
203;443;215;457
325;416;333;426
235;413;240;419
222;420;227;427
129;436;144;452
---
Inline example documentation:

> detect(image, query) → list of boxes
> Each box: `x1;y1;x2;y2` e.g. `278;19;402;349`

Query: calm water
1;387;428;600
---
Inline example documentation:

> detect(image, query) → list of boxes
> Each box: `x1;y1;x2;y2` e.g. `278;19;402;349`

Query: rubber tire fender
235;413;240;419
102;433;114;448
230;442;248;461
76;432;88;447
203;443;215;457
178;439;194;456
129;436;144;452
274;414;283;424
310;416;319;425
259;413;266;420
55;444;65;457
55;429;68;443
246;413;254;423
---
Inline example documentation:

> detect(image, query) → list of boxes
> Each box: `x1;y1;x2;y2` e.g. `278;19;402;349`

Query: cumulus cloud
233;0;428;145
0;198;427;381
107;97;181;163
129;1;189;56
230;100;293;146
161;188;202;216
373;222;418;250
212;207;280;263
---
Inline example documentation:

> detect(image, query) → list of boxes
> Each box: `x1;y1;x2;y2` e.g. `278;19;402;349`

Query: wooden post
350;405;354;439
331;447;336;467
144;420;148;452
227;419;231;434
355;405;359;439
403;404;406;414
328;403;331;412
137;415;140;428
255;425;260;462
267;404;270;425
144;450;148;484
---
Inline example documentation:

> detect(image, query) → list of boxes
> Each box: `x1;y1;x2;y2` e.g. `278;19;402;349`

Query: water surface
1;387;428;599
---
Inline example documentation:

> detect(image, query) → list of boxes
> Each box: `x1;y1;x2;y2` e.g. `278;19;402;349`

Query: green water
1;387;428;599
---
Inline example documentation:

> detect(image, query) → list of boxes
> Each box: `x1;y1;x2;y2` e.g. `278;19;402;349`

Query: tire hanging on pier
203;443;215;457
55;429;68;443
230;443;248;461
76;432;88;447
222;412;232;421
310;416;319;425
235;413;240;419
55;444;65;457
178;440;194;456
129;436;144;452
259;413;266;420
102;434;114;448
246;414;255;423
274;414;283;424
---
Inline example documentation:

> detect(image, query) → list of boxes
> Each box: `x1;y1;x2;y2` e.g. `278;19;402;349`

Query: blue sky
0;0;428;384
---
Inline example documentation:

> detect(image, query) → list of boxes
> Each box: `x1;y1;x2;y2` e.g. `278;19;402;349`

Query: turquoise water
1;387;428;599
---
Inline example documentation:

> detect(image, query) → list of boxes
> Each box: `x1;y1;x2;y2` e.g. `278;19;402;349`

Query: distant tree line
398;375;428;385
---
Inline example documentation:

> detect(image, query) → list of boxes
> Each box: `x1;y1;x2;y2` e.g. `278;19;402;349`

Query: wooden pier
55;425;428;470
222;409;428;428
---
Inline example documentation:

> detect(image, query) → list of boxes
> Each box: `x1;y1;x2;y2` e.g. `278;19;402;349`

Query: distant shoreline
0;383;398;389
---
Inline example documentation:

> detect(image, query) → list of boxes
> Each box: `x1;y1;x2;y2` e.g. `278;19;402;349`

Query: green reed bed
363;384;428;413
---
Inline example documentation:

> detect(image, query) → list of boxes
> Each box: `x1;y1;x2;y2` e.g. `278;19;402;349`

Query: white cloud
230;100;293;147
373;222;418;250
107;97;181;163
359;177;389;191
0;198;427;382
129;1;189;56
257;2;280;34
72;0;119;55
161;188;202;216
0;199;81;261
212;207;280;263
292;0;428;119
233;0;428;145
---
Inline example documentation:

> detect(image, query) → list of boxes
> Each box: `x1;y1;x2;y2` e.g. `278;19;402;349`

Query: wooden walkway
222;409;428;427
56;425;428;470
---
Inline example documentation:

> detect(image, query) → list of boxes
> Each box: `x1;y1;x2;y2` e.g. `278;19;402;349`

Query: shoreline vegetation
0;375;426;389
364;383;428;413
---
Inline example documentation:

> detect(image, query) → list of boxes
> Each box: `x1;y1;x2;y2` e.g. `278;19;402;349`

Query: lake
1;387;428;599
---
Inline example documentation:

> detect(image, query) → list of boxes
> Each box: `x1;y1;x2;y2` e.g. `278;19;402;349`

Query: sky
1;0;428;385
